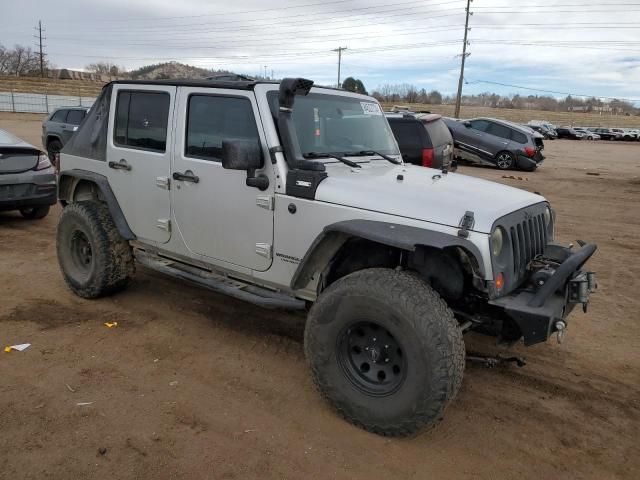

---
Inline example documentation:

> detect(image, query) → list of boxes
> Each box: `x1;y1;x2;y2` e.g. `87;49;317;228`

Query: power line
466;79;640;103
48;0;464;33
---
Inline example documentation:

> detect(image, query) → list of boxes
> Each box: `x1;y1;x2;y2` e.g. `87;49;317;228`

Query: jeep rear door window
51;110;67;122
66;109;86;125
114;91;170;152
185;95;259;161
268;91;398;157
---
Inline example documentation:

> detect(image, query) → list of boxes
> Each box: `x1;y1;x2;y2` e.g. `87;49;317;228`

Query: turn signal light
495;272;505;291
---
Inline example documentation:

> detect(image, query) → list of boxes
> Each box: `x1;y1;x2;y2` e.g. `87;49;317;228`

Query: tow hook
555;320;567;344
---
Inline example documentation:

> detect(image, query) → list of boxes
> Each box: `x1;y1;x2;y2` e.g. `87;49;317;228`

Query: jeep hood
315;161;546;233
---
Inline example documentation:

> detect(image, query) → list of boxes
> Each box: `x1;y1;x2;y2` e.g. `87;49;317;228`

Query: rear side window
66;109;86;125
511;130;527;144
486;122;512;140
114;91;170;152
389;121;425;148
423;120;451;147
51;110;67;122
185;95;260;161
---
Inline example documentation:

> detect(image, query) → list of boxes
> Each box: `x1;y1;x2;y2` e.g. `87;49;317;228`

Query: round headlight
543;207;552;228
491;227;505;257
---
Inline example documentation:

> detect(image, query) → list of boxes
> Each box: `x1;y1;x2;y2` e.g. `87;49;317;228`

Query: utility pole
454;0;472;118
264;65;268;79
333;46;347;88
34;20;46;78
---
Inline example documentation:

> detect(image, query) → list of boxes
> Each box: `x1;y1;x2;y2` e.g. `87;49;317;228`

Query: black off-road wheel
305;268;465;437
495;151;515;170
57;201;134;298
19;205;50;219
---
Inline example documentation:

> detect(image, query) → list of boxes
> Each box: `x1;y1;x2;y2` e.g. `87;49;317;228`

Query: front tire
305;268;465;436
20;206;50;219
57;201;134;298
495;151;515;170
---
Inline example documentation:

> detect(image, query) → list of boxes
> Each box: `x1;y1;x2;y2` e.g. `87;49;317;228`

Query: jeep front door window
185;95;259;161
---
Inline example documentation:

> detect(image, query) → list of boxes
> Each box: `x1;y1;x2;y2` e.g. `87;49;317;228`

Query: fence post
45;91;49;113
78;88;82;107
11;89;15;113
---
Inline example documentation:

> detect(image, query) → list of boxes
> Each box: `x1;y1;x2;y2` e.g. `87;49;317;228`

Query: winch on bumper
489;242;597;345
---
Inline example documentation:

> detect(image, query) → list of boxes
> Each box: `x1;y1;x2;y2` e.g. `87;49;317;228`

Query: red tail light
422;148;434;167
524;146;536;158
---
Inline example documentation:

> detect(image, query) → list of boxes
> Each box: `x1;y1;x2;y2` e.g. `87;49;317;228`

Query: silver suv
42;106;89;165
56;78;597;436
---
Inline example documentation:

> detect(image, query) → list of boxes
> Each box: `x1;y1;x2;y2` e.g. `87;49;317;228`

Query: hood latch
458;211;475;238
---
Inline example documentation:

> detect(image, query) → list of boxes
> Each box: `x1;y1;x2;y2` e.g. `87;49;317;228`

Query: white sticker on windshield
361;102;382;116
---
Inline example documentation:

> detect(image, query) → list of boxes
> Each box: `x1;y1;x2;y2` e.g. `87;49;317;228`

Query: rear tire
57;201;134;298
19;206;50;219
305;268;465;437
495;151;515;170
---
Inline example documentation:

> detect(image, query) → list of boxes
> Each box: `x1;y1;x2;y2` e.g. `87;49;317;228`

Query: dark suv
386;113;454;169
42;107;90;164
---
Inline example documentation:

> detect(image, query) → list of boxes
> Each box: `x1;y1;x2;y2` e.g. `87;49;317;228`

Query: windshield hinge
458;211;475;238
269;146;284;164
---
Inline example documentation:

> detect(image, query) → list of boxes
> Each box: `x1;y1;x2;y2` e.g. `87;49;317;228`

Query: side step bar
134;250;306;310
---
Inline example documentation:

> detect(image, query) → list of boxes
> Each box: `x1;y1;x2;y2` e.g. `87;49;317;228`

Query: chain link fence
0;90;96;114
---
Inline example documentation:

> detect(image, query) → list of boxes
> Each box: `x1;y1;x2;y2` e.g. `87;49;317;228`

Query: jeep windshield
268;91;399;160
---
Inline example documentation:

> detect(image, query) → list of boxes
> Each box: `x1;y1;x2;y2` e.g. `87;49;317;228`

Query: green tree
354;79;368;95
342;77;357;92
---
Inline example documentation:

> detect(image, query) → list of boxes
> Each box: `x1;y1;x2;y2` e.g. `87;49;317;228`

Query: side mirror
221;139;269;191
463;121;471;128
221;139;262;171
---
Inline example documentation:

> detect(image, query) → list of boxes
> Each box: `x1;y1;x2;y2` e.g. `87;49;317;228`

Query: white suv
56;77;597;436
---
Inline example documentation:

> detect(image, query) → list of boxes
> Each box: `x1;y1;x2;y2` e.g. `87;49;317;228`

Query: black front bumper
489;243;597;345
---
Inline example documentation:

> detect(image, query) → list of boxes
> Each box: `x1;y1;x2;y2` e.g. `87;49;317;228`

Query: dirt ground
1;112;639;479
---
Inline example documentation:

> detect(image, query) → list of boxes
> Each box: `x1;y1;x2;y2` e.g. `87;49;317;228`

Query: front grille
509;213;548;281
491;202;551;296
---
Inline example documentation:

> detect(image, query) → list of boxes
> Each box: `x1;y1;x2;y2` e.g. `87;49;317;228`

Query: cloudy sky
2;0;639;102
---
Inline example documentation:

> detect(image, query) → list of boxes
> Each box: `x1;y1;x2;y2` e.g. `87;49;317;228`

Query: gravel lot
1;112;639;479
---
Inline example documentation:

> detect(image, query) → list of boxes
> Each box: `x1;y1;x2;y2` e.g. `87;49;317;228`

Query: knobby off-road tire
19;205;50;219
57;201;134;298
305;268;465;437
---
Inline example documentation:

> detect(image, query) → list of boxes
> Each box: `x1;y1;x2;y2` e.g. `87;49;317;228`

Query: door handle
108;159;132;171
173;170;199;183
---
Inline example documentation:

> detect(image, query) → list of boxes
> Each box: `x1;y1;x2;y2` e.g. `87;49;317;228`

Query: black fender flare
290;219;485;290
58;169;135;240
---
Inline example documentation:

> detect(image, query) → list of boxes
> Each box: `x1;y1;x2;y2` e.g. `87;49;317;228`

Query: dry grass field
383;103;640;128
0;112;639;479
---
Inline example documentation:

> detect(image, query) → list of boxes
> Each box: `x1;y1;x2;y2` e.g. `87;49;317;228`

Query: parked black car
386;112;454;169
555;127;584;140
587;128;619;141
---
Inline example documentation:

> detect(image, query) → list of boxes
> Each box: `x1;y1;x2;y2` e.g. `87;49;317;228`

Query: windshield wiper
304;152;361;168
355;150;402;165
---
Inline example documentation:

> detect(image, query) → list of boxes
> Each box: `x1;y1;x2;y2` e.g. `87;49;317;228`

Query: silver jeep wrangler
56;78;597;436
